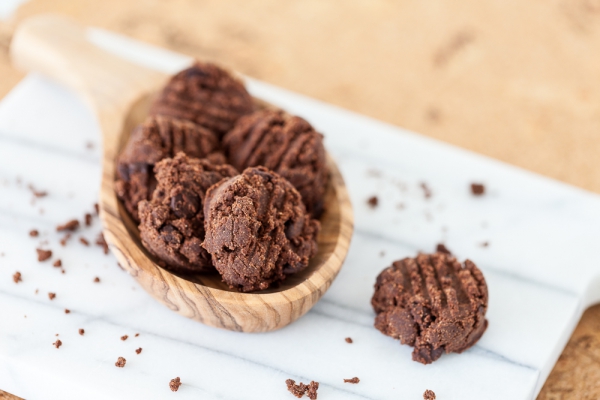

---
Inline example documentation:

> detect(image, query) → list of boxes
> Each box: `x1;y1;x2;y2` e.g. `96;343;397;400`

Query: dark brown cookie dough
371;252;488;364
223;109;329;217
116;115;223;221
203;167;320;292
138;153;237;273
150;62;254;138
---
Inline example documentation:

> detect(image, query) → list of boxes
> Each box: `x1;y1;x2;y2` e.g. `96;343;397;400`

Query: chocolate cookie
371;252;488;364
116;115;224;222
202;167;320;292
222;109;328;217
138;153;237;273
149;62;254;138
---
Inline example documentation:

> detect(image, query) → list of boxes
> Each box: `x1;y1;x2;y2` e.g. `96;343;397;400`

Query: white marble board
1;27;599;400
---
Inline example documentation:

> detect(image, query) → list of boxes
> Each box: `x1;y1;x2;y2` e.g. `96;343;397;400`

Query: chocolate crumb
29;229;39;237
13;271;22;283
35;289;39;294
344;377;360;384
471;183;485;196
93;277;100;283
115;357;126;368
61;269;65;274
48;292;56;300
420;182;432;199
64;309;70;314
84;213;92;226
135;347;142;354
121;335;128;341
95;233;109;254
367;196;379;208
169;377;181;392
29;185;48;198
423;389;436;400
56;219;79;232
285;379;319;399
480;241;489;248
37;248;52;262
60;233;71;246
79;329;85;336
345;337;353;344
134;333;139;337
306;382;319;400
53;339;62;349
53;259;62;268
79;237;89;246
94;203;99;215
436;243;452;255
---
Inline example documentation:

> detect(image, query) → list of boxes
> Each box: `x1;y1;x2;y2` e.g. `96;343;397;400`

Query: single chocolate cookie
138;153;237;273
116;115;224;221
202;167;320;292
371;252;488;364
222;109;328;217
149;62;254;138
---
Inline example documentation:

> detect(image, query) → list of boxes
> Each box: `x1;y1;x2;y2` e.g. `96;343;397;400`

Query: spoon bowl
11;15;353;332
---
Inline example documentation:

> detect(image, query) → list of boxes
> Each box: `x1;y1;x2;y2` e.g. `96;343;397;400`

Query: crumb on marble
56;219;80;232
471;183;485;196
53;339;62;349
79;329;85;336
345;337;353;344
48;292;56;300
420;182;432;199
53;259;62;268
115;357;126;368
94;203;99;215
480;241;489;248
135;347;142;354
424;389;436;400
169;377;181;392
344;377;360;384
60;233;72;246
37;248;52;262
64;309;70;314
13;271;22;283
121;335;128;341
286;379;319;399
94;277;100;283
367;196;379;208
85;213;92;226
29;229;39;237
79;237;90;246
135;333;140;337
436;243;452;255
96;233;109;254
29;185;48;198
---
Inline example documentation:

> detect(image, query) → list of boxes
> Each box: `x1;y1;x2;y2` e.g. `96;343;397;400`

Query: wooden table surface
1;1;600;398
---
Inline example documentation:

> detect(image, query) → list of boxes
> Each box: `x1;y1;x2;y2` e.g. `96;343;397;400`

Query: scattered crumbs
61;269;65;274
471;183;485;196
37;248;52;262
480;241;490;248
79;329;85;336
367;196;379;208
29;184;48;198
94;277;100;283
344;377;360;384
396;203;405;210
13;271;22;284
64;309;70;314
96;233;109;254
60;233;72;246
286;380;319;399
94;203;99;215
84;213;92;226
55;333;59;336
366;168;382;178
53;339;62;349
436;243;452;255
29;229;39;237
169;377;181;392
79;237;90;246
48;292;56;300
135;333;140;337
53;259;62;268
115;357;126;368
345;337;353;344
121;335;128;341
420;182;432;199
135;347;142;354
35;289;39;295
379;251;385;257
56;219;80;232
424;389;436;400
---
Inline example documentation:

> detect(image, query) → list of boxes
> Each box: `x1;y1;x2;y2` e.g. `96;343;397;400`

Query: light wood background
1;0;600;398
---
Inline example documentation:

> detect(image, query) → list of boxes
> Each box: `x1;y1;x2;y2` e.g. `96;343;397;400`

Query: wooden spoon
10;15;354;332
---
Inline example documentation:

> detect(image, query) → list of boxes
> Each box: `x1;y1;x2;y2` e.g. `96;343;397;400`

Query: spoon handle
10;14;166;125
